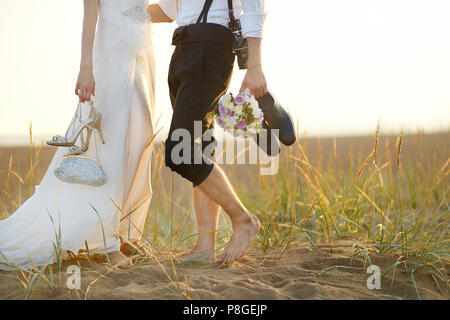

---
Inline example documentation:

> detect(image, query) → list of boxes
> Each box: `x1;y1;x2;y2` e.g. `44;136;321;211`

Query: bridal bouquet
210;89;264;138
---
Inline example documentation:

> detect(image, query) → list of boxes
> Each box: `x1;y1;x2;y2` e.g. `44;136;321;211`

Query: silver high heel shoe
47;101;105;154
52;100;108;187
66;112;105;156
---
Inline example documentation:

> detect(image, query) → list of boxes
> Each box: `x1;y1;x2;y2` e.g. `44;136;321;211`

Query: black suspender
197;0;236;24
196;0;214;23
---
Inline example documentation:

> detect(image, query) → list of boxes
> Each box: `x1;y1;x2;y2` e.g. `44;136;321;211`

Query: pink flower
218;104;228;117
229;110;236;117
216;117;226;128
236;119;247;129
234;95;246;105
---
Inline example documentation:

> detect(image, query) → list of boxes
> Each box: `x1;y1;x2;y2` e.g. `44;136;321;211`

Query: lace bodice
122;4;151;24
97;0;152;52
99;0;150;24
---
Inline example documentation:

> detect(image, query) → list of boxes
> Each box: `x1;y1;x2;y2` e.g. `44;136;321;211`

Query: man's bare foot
176;248;216;263
120;240;150;257
220;213;260;264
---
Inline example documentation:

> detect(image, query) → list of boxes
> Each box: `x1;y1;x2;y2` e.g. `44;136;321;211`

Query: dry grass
0;128;448;299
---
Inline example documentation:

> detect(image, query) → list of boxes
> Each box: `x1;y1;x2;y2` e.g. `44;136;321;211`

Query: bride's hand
75;66;95;102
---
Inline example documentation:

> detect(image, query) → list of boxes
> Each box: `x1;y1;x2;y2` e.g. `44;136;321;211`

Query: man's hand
240;65;268;98
239;37;268;98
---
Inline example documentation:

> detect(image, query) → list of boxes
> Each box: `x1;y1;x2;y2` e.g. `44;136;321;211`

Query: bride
0;0;156;269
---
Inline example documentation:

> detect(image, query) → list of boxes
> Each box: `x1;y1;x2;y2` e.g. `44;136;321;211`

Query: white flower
234;104;244;113
252;107;263;120
220;115;236;129
248;121;257;128
223;120;234;130
219;93;233;108
242;88;252;97
228;116;238;126
247;95;258;108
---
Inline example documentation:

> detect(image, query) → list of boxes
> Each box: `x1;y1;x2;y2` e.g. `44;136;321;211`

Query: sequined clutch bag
50;100;107;187
54;155;107;187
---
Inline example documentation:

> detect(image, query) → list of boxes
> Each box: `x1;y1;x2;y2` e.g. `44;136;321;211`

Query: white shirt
158;0;266;38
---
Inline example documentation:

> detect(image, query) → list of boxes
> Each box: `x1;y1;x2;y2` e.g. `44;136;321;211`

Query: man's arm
148;0;178;23
239;1;267;98
147;4;173;23
240;38;267;98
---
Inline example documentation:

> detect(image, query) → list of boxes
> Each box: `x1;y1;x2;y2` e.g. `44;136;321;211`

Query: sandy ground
0;244;447;300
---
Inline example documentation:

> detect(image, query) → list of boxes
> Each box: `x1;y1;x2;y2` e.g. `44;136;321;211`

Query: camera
229;18;248;70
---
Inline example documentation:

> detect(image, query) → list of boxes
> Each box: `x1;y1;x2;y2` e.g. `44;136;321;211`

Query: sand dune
0;244;447;300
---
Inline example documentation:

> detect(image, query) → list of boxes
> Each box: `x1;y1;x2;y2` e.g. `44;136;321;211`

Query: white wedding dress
0;0;155;270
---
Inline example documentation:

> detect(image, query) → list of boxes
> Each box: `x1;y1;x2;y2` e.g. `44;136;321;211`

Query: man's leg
196;165;260;264
177;188;220;262
165;33;258;263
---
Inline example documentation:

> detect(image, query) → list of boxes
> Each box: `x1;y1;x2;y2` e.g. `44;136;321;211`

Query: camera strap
227;0;236;22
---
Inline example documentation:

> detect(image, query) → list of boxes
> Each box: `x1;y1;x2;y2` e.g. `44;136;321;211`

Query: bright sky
0;0;449;145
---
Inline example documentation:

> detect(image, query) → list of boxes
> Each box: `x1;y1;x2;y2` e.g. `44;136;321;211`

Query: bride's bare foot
120;240;150;257
219;213;260;265
176;248;216;263
107;251;132;268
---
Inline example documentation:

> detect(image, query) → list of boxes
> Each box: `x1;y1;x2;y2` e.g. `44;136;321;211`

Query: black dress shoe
257;92;296;146
252;120;280;157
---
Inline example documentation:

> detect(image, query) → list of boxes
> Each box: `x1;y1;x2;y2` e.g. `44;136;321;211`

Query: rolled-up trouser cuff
164;140;215;187
192;162;214;187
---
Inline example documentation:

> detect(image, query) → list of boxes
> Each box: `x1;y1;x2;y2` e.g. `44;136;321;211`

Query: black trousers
165;23;234;186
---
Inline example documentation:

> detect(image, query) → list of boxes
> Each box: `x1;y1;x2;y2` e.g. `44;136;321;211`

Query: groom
148;0;267;264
